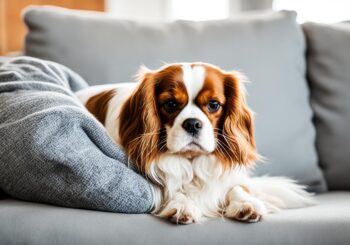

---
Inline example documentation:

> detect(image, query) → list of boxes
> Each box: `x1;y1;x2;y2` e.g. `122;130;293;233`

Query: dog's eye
163;100;178;113
207;100;221;113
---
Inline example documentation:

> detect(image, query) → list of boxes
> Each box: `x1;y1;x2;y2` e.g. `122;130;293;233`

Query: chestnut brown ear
119;68;161;175
217;71;258;166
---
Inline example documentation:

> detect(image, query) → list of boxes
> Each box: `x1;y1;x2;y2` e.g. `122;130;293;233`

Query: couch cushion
303;22;350;190
1;192;349;245
24;7;326;192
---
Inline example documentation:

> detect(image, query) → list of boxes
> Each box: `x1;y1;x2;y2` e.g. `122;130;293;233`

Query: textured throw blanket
0;56;154;213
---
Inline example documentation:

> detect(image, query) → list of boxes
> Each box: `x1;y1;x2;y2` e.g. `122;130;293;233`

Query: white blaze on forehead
181;64;205;100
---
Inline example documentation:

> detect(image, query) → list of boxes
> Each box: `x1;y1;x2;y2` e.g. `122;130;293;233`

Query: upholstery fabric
303;22;350;190
1;192;350;245
24;6;325;191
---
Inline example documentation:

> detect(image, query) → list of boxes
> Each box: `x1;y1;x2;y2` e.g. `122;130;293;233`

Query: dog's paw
225;186;267;223
167;205;202;225
157;197;202;225
225;201;262;223
169;209;195;225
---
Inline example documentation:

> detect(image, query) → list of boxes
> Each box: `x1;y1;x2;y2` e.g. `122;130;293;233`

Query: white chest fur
149;154;251;221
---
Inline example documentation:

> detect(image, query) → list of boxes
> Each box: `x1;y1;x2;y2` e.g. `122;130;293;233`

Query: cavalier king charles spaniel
77;63;315;224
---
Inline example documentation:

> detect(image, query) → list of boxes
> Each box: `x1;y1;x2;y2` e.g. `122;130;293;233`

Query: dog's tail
250;176;317;212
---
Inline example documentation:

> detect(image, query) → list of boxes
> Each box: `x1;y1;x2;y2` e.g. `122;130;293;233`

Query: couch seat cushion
1;192;349;245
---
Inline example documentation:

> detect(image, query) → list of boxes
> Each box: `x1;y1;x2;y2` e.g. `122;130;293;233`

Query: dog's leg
225;185;267;223
149;155;202;224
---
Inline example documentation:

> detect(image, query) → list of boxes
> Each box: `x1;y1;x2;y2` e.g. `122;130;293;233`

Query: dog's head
119;63;258;175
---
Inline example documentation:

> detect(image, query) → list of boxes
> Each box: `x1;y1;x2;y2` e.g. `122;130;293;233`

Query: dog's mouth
178;141;209;159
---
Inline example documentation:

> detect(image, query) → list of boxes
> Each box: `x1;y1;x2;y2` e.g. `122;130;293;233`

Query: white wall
228;0;272;16
106;0;169;20
274;0;350;23
106;0;273;21
168;0;229;21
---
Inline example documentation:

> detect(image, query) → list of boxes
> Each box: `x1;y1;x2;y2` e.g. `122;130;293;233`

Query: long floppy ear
217;71;258;167
119;67;161;175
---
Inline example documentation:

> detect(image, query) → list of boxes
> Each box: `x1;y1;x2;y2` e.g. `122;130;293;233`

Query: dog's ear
216;71;258;167
119;66;161;175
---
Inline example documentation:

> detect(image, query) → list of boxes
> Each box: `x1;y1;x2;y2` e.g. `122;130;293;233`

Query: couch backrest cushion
24;6;326;192
303;22;350;190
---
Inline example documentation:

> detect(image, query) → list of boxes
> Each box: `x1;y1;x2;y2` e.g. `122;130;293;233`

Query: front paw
157;198;202;225
169;209;196;225
225;201;262;223
225;186;267;223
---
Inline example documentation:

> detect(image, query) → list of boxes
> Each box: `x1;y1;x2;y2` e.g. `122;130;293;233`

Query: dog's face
156;64;221;156
119;63;257;175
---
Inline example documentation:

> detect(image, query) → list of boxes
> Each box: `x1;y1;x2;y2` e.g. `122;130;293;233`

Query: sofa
0;6;350;245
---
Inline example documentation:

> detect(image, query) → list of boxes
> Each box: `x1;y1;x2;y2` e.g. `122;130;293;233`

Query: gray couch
1;6;350;245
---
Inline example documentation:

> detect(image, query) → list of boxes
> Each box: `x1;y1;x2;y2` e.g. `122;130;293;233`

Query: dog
76;63;315;224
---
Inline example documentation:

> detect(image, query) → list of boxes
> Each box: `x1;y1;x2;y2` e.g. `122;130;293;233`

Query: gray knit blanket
0;56;154;213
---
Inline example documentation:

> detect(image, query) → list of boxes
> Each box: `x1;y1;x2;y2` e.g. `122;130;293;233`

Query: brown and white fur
76;63;315;224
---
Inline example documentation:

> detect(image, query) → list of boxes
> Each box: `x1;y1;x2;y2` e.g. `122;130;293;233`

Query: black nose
182;118;202;136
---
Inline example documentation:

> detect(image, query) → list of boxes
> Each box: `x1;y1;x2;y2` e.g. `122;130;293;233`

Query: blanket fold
0;56;153;213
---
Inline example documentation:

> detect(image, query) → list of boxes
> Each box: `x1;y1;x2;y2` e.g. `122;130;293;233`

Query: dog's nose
182;118;202;136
